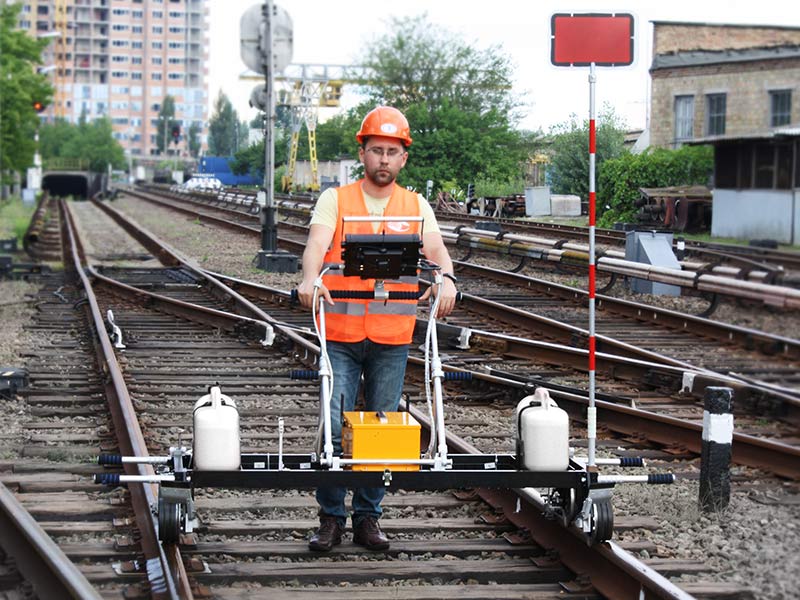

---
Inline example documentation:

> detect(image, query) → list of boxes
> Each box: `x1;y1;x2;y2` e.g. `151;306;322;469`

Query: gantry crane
244;64;366;192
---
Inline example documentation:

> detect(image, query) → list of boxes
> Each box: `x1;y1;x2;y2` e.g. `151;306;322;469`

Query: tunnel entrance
42;173;90;199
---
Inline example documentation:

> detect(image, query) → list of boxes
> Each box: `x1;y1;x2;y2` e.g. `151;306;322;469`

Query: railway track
109;189;800;422
140;184;800;276
2;195;797;597
126;185;800;309
0;199;696;597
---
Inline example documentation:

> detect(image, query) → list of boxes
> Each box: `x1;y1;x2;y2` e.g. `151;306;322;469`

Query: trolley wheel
589;496;614;544
554;487;578;527
158;494;182;543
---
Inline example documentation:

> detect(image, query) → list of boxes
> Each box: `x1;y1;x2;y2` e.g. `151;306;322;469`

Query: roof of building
651;45;800;70
650;20;800;31
687;126;800;145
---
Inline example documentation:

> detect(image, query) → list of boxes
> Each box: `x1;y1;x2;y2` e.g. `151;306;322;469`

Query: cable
424;280;443;458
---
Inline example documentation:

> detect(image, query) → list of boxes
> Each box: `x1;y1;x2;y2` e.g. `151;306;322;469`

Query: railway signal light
171;124;181;144
33;100;46;113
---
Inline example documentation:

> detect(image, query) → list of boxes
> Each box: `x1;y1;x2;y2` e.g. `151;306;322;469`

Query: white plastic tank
193;386;240;471
516;387;569;471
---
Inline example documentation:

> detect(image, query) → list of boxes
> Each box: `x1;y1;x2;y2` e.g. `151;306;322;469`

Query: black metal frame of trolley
96;216;630;544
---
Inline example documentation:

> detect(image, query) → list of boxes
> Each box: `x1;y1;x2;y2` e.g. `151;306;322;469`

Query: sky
208;0;798;133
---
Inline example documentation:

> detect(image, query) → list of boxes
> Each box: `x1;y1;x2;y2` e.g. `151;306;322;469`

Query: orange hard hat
356;106;412;146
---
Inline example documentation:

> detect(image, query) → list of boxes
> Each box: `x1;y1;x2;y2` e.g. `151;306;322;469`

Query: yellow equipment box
342;411;421;471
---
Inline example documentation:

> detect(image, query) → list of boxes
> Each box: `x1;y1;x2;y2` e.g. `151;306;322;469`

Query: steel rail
88;275;698;598
133;183;800;274
0;482;102;599
61;200;189;600
94;194;800;422
195;271;800;478
201;267;800;423
93;197;800;469
127;185;799;291
430;412;695;599
439;228;800;308
454;260;800;358
433;209;800;272
75;202;799;597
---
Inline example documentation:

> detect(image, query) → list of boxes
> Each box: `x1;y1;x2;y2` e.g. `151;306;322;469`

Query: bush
597;145;713;228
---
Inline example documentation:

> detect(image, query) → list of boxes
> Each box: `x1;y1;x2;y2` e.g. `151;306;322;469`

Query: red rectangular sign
551;13;634;66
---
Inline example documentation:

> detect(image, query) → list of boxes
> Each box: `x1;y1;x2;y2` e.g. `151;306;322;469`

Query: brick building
649;22;800;244
18;0;209;158
649;21;800;149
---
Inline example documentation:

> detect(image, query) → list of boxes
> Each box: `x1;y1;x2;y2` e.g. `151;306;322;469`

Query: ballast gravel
1;197;797;598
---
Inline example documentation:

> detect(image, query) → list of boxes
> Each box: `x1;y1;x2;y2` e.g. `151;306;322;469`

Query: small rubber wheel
590;497;614;544
158;494;181;543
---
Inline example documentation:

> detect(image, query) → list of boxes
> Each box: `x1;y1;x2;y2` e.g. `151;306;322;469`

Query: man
296;106;458;552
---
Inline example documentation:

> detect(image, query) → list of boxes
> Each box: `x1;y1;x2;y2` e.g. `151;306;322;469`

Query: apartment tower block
18;0;209;158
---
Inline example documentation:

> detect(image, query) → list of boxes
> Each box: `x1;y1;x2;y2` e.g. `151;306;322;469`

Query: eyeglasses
364;146;405;159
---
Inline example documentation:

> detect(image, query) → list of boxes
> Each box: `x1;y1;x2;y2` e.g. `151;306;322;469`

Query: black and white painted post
699;386;734;511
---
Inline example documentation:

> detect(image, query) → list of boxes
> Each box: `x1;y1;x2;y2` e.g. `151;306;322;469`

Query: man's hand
297;278;333;310
420;277;457;319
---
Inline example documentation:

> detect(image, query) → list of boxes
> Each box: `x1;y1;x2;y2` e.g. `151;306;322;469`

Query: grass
0;196;36;245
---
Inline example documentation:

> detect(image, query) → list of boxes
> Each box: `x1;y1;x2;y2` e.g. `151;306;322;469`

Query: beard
364;165;397;187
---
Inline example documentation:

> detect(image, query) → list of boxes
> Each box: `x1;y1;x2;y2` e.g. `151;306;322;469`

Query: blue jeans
316;339;409;525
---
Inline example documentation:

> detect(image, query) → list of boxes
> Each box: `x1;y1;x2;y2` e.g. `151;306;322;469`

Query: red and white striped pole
587;62;597;467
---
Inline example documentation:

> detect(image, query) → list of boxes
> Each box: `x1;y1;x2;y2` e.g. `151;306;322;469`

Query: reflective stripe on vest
321;181;421;344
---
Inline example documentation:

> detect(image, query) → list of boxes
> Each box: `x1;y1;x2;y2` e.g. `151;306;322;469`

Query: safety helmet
356;106;413;147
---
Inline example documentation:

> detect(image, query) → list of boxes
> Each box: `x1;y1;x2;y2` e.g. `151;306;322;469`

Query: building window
770;90;791;127
152;26;163;34
674;95;694;145
152;73;162;81
706;93;726;136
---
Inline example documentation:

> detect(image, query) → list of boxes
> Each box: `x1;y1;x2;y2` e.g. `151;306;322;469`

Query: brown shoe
353;516;389;550
309;515;344;552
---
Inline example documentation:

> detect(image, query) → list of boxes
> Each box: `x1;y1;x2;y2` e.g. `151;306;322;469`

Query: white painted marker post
700;386;734;511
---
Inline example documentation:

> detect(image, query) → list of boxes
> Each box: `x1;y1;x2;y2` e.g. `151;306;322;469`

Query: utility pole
242;0;297;272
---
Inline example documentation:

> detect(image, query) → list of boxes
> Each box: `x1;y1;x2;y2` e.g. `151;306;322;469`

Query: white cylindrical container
516;387;569;471
193;386;240;471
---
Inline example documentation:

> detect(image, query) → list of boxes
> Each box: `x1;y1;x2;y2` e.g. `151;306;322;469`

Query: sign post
240;1;298;272
550;13;634;467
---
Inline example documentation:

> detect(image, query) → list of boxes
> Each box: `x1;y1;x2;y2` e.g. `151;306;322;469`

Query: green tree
207;91;239;156
156;95;179;155
39;117;125;172
361;14;519;117
597;145;713;227
0;3;54;184
233;15;542;193
188;121;201;158
547;108;628;201
355;14;535;193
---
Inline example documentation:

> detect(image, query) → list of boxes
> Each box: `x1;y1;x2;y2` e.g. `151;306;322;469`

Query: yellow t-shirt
310;186;440;234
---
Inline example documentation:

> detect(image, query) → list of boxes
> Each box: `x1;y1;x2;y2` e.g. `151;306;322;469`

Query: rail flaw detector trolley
94;216;674;545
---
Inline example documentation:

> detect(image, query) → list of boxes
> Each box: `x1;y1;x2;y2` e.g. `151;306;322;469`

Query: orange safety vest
321;180;421;345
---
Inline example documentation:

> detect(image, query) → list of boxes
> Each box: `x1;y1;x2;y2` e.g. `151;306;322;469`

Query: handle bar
290;289;462;303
